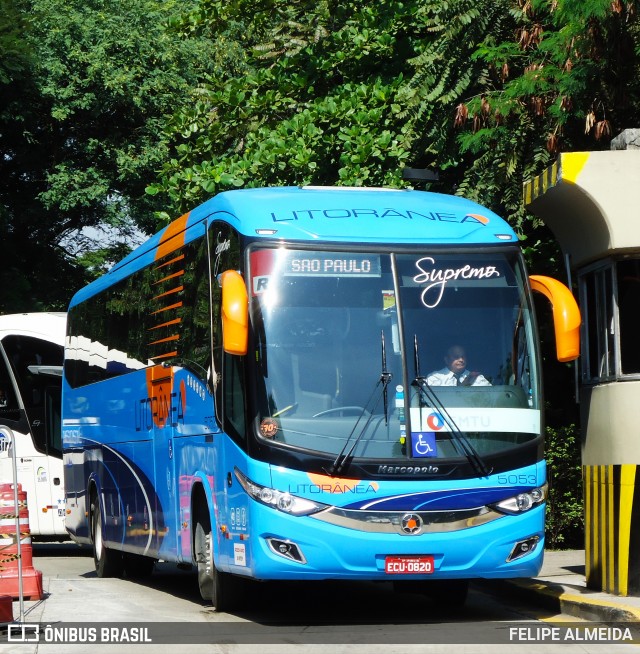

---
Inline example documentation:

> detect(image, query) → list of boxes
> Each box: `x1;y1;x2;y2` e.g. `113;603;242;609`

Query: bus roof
0;313;66;345
69;187;517;307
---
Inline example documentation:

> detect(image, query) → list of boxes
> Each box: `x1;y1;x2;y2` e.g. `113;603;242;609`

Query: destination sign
284;253;381;277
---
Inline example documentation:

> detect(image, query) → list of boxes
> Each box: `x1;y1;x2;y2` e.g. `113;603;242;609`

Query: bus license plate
385;555;434;575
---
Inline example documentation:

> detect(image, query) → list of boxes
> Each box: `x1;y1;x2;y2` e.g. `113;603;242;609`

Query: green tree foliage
149;0;531;212
146;0;422;213
0;0;81;311
545;424;584;549
3;0;640;313
0;0;221;310
148;0;640;242
0;0;30;85
27;0;217;234
453;0;640;234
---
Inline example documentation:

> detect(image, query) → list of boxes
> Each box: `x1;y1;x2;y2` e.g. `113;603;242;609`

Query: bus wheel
195;521;214;601
91;495;124;578
123;552;155;579
194;520;243;612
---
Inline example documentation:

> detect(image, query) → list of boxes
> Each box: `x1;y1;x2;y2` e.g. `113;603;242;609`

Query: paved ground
23;547;640;624
482;549;640;622
2;547;640;653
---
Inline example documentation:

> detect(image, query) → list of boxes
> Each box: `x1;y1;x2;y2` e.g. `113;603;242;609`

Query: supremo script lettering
413;257;501;308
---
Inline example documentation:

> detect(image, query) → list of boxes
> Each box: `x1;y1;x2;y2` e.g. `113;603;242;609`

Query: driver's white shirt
425;368;491;386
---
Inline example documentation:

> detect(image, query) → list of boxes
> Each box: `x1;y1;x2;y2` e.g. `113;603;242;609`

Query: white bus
0;312;67;538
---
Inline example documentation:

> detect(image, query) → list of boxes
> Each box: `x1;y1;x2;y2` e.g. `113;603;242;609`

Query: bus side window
2;335;64;456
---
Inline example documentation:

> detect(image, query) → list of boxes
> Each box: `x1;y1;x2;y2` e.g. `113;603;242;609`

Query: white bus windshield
249;247;540;462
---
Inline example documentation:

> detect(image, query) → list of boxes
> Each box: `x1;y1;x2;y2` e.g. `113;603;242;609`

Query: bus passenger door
0;348;31;501
36;382;65;536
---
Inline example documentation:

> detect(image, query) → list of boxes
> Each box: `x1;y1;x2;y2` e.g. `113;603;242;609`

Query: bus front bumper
221;502;546;581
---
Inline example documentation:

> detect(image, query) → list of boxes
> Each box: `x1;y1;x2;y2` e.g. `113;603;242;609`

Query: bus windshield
249;247;540;463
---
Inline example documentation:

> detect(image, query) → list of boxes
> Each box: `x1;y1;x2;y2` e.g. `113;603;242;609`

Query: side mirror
220;270;248;355
530;275;581;362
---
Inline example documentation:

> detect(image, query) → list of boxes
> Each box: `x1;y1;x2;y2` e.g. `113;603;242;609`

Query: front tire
195;521;214;601
194;519;244;611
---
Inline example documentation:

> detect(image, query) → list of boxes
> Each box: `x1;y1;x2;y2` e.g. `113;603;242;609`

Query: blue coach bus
61;186;580;610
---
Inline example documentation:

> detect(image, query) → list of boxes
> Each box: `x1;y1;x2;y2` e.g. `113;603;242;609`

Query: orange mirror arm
530;275;581;362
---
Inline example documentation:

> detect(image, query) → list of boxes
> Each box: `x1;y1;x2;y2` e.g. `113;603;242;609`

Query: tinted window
66;234;211;388
2;335;63;455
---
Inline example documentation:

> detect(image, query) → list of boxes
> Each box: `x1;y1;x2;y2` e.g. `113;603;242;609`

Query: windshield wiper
381;328;393;425
326;331;392;477
412;335;492;478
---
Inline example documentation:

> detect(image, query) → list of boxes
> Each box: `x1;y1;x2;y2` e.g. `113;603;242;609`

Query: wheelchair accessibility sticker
410;431;437;458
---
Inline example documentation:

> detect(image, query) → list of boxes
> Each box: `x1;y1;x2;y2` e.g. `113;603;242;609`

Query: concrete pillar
523;132;640;596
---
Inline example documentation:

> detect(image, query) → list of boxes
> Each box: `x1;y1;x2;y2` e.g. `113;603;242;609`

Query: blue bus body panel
246;504;545;580
217;439;546;580
207;187;515;243
68;187;516;308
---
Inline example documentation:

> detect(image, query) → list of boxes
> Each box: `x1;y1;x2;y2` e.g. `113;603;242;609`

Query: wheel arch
190;477;220;567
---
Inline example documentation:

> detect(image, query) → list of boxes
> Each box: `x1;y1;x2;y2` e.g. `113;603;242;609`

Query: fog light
266;538;306;564
507;536;540;562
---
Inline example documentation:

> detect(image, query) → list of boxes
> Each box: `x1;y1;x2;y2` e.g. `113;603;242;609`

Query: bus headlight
235;468;328;516
491;484;547;515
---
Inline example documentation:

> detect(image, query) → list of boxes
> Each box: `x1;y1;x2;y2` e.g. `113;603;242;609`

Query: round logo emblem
260;418;279;439
426;412;445;431
401;513;422;535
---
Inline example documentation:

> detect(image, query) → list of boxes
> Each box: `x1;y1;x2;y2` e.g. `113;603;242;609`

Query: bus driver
426;345;491;386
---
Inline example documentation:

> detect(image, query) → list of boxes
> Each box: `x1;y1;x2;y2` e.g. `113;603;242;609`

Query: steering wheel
312;406;370;418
